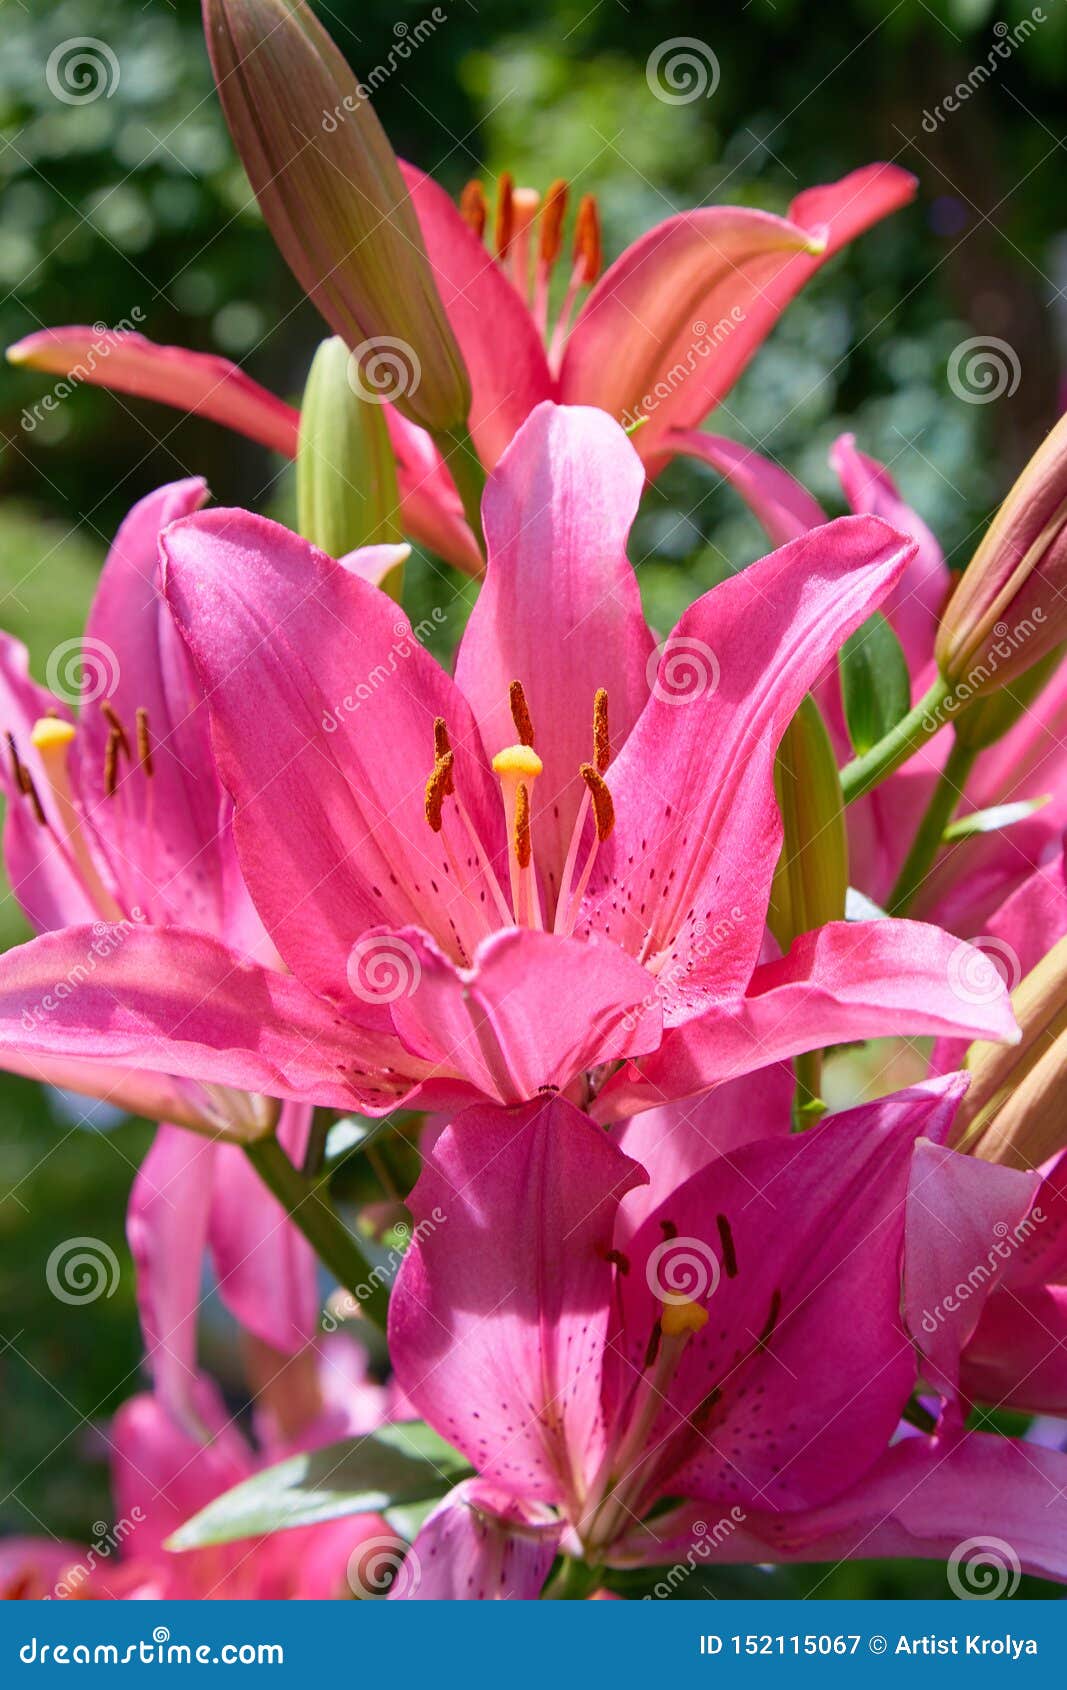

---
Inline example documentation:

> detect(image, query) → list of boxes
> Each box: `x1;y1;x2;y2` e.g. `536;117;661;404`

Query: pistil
29;718;123;920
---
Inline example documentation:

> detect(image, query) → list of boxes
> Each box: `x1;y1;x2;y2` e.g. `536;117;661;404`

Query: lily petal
385;925;660;1104
455;404;653;902
0;632;100;932
829;433;949;675
598;919;1019;1119
665;431;826;545
127;1124;216;1435
162;509;505;999
612;1078;966;1514
388;1480;561;1600
563;165;915;465
581;516;915;1019
389;1095;645;1509
208;1102;319;1356
904;1139;1040;1401
8;328;300;455
400;162;553;469
612;1065;794;1247
0;924;433;1117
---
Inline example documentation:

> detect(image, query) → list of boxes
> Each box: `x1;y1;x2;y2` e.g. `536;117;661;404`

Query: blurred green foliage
1;0;1065;1589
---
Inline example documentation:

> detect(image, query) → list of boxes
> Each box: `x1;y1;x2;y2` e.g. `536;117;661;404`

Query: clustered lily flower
6;0;1067;1610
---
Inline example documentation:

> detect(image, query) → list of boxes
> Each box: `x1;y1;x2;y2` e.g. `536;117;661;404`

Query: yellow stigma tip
30;718;75;753
492;744;543;780
660;1299;710;1338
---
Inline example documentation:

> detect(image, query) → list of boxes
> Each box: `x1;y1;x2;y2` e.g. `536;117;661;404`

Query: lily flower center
458;173;602;366
7;701;159;923
424;681;615;938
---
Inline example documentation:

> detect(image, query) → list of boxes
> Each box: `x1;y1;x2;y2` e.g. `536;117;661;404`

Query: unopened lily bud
936;410;1067;697
297;337;403;571
769;694;848;951
954;645;1064;751
953;932;1067;1169
203;0;470;436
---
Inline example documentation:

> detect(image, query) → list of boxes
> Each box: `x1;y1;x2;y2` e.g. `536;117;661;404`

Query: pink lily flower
0;478;327;1429
1;1338;394;1600
0;405;1016;1127
691;429;1067;932
385;1076;1066;1597
7;158;914;574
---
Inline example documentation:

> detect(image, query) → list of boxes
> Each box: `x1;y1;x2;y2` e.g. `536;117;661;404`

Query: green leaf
942;795;1050;842
166;1423;471;1550
839;613;911;757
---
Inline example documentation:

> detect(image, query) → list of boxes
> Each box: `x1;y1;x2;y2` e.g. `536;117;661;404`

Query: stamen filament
509;187;540;302
30;719;123;920
136;707;154;776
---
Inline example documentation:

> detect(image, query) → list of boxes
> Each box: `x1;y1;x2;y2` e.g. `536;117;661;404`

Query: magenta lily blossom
0;478;326;1428
7;158;914;574
0;406;1016;1129
695;428;1067;933
385;1077;1066;1597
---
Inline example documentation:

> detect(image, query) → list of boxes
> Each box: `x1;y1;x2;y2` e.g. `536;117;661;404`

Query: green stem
436;424;486;558
839;674;954;805
887;736;978;917
792;1050;827;1131
543;1556;603;1600
243;1136;389;1332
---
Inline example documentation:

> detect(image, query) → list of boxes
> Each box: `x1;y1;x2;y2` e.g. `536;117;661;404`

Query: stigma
660;1299;710;1339
424;679;616;938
